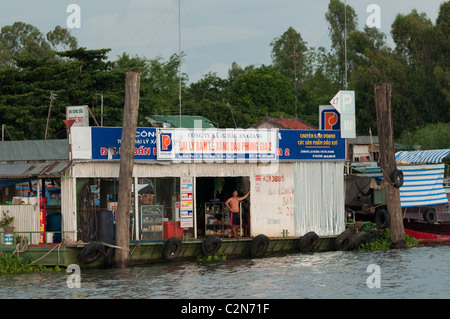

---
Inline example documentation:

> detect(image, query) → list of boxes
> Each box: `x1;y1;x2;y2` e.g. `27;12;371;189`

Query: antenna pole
344;0;348;89
178;0;182;128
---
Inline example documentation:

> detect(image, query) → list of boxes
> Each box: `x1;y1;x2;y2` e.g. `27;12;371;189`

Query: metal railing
0;231;76;246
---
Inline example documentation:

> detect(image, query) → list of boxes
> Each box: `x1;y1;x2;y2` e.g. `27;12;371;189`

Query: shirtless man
225;190;250;237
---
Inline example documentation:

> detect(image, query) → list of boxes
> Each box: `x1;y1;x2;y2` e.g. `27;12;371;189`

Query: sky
0;0;445;83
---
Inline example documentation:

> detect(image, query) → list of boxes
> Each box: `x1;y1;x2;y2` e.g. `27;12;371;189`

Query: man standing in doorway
225;190;250;237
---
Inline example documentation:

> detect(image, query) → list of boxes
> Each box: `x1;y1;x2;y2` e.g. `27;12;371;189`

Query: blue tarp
395;149;450;164
0;178;35;189
352;149;450;208
353;164;448;207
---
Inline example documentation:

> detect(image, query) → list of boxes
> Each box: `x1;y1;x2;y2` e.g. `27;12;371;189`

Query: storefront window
137;177;181;240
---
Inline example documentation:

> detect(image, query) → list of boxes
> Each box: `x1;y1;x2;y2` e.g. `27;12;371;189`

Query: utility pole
178;0;182;128
374;83;406;249
96;93;104;127
114;70;141;268
45;92;57;140
344;0;348;89
289;45;299;116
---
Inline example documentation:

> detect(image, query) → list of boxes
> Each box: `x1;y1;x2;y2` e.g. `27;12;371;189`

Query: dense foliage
0;1;448;147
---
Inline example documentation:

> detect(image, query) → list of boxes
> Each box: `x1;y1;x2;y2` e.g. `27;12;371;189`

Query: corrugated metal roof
395;149;450;164
0;161;72;178
150;115;215;128
253;117;317;130
0;140;69;161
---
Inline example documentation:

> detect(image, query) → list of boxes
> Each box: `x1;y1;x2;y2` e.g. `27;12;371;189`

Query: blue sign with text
278;130;346;161
91;127;157;160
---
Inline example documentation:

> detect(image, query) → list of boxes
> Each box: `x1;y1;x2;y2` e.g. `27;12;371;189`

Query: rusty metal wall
249;163;295;237
0;204;40;244
293;162;346;236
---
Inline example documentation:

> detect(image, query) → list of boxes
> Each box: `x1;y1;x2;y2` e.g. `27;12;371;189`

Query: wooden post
114;70;141;268
374;83;406;249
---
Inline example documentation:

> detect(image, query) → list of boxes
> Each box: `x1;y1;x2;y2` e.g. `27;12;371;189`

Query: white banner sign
66;105;89;127
156;128;278;162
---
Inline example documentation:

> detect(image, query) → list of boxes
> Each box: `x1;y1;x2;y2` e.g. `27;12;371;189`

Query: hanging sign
180;177;194;228
330;91;356;138
66;105;89;127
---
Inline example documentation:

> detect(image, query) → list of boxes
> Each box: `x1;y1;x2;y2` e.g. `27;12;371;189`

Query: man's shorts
230;212;240;226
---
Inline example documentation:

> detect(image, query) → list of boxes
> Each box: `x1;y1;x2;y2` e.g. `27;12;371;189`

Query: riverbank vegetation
355;222;420;251
0;252;62;275
0;1;448;147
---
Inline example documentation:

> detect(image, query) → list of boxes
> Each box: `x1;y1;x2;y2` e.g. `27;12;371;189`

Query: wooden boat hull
1;236;337;269
404;221;450;244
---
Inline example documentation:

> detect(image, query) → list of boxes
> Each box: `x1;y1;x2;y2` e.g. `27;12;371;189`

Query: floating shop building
0;126;348;266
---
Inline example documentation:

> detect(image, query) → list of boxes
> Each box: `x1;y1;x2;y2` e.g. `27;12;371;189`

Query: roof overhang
0;161;72;180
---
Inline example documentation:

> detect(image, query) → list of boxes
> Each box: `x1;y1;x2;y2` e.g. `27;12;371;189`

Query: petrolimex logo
160;133;172;151
319;105;340;131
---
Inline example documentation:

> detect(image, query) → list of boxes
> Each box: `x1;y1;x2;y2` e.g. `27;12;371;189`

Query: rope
12;241;29;258
353;178;373;197
21;242;64;269
381;167;395;186
130;243;139;257
101;242;129;252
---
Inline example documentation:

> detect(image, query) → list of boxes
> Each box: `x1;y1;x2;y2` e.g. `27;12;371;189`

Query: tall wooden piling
115;70;141;268
374;83;406;249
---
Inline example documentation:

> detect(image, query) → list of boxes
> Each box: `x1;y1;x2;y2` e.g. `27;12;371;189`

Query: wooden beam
114;70;141;268
374;83;406;249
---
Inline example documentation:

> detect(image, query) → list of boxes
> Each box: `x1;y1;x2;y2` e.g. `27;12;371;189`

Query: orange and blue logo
160;133;172;151
321;109;340;130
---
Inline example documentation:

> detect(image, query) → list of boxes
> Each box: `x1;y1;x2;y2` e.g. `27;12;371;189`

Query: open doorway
196;176;250;238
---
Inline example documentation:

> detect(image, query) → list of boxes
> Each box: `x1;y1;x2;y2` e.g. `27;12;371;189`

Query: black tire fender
335;231;355;251
78;241;105;264
162;237;182;261
202;235;222;256
248;234;269;258
298;231;319;253
104;247;115;268
390;169;404;188
424;209;437;224
353;231;373;248
375;208;390;229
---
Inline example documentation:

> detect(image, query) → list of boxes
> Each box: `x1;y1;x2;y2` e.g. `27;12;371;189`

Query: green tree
46;26;78;52
183;72;239;128
391;8;449;125
0;22;51;67
270;27;308;86
398;122;450;150
227;65;295;126
325;0;358;88
270;27;308;116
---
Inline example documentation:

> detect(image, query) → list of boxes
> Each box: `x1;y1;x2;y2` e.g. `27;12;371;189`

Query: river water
1;245;450;300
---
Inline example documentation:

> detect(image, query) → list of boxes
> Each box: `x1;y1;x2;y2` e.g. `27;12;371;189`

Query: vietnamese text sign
278;130;346;160
91;127;157;160
180;177;193;228
66;105;89;127
156;128;278;162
